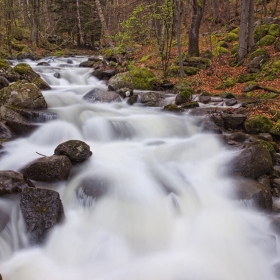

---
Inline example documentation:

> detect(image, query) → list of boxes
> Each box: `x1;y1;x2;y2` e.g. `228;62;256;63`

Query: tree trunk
76;0;84;46
272;0;279;16
237;0;249;64
94;0;114;48
247;0;255;52
188;0;206;57
175;0;185;78
212;0;222;24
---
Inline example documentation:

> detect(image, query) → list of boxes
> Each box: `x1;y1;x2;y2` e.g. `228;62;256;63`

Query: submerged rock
83;88;121;103
20;187;64;244
21;155;72;182
233;177;272;210
54;140;92;163
0;170;35;196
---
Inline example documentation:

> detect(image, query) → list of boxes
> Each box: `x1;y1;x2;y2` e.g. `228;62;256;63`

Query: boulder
54;140;92;163
79;61;96;68
12;63;50;90
127;94;138;105
117;87;133;98
0;60;20;82
20;187;64;244
202;115;223;134
230;143;273;178
140;92;165;107
163;104;182;112
108;67;156;91
244;115;273;134
36;62;51;66
228;132;247;143
0;76;9;90
0;170;35;196
0;106;38;135
247;55;268;73
0;80;47;109
232;177;272;210
175;87;193;105
21;155;72;182
221;113;246;129
83;88;121;103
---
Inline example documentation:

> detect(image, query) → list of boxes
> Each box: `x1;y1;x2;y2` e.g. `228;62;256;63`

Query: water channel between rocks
0;56;280;280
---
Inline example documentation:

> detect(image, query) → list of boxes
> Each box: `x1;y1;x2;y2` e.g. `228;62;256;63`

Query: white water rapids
0;56;280;280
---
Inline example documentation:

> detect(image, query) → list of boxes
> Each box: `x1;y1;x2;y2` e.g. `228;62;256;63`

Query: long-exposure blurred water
0;56;279;280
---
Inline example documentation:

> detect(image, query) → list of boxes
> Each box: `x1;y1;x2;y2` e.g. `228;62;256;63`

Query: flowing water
0;57;280;280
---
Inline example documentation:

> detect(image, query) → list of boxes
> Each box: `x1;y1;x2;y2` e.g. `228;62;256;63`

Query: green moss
259;35;275;46
231;43;238;55
183;57;210;69
168;65;180;76
272;60;280;72
244;115;273;134
138;55;151;62
12;63;34;75
174;82;192;91
224;32;238;42
254;139;277;164
214;46;229;56
268;24;280;37
163;104;181;112
54;50;64;57
237;73;258;83
0;60;11;70
11;42;25;52
248;48;269;62
231;27;240;35
32;76;51;90
128;65;156;90
254;24;269;41
216;78;236;90
184;67;200;76
270;120;280;136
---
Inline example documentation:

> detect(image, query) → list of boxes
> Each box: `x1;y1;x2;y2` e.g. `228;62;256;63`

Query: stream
0;56;279;280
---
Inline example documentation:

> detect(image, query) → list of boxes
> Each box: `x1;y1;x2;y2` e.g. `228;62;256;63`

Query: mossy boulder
214;46;229;56
248;48;269;62
0;60;11;71
259;35;275;46
12;63;38;82
216;78;236;90
32;76;51;90
163;104;181;112
237;73;258;83
184;67;200;76
231;43;239;55
270;120;280;137
268;24;280;37
221;91;236;99
231;27;240;34
244;115;273;134
54;140;92;163
183;57;210;69
108;66;156;90
275;38;280;52
175;87;193;105
0;60;20;82
0;80;47;109
224;32;238;42
254;24;269;41
255;139;277;165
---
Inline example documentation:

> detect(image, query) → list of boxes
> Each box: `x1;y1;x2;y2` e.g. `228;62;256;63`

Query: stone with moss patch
163;104;181;112
183;57;210;69
268;24;280;37
237;73;258;83
249;48;269;62
224;32;238;42
271;120;280;137
254;24;269;41
254;139;277;165
231;27;240;34
221;91;235;99
214;46;229;56
0;80;47;109
259;35;275;46
12;63;38;82
216;78;236;90
175;87;193;105
244;115;273;134
32;76;51;90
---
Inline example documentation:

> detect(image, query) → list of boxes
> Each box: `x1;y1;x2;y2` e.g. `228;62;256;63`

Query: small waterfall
0;58;279;280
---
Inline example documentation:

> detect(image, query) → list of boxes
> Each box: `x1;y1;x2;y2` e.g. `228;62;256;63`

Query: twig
36;152;47;157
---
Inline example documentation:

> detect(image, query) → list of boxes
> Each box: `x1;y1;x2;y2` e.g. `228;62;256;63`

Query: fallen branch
36;152;47;157
257;85;280;94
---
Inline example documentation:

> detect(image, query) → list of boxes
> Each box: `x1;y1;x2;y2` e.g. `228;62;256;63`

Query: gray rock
222;113;246;129
0;170;35;196
230;143;273;178
0;106;38;135
21;155;72;182
247;55;268;73
0;122;13;139
83;88;121;103
141;92;165;107
0;76;9;90
108;72;133;91
20;187;64;244
54;140;92;163
127;94;138;105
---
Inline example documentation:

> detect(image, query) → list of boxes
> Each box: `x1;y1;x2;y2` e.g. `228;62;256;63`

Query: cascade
0;57;279;280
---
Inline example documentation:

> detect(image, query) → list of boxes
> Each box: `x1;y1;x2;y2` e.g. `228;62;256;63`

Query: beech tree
237;0;255;64
188;0;206;57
